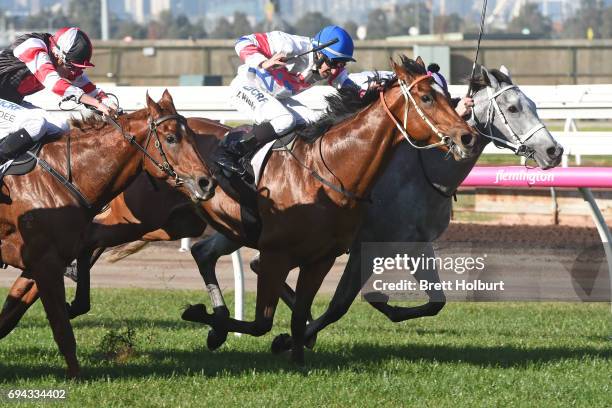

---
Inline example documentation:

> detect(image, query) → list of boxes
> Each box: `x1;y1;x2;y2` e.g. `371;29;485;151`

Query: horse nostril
198;177;211;191
461;133;474;147
546;146;557;158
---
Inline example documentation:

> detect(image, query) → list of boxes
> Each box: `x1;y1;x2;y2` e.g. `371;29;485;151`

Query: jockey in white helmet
216;25;360;174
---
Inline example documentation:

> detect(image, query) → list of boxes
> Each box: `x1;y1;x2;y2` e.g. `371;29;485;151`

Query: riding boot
0;129;35;164
215;122;279;175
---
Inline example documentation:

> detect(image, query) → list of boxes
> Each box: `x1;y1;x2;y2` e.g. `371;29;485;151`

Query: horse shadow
1;338;610;381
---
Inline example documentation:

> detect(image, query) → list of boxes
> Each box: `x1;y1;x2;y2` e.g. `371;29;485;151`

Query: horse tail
106;241;150;263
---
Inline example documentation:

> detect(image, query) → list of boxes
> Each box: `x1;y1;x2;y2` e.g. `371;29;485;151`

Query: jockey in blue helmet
216;25;360;175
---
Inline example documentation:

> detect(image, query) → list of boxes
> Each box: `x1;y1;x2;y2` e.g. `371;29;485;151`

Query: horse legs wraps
189;234;240;350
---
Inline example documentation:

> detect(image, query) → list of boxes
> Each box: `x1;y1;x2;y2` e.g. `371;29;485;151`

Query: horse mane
68;109;148;132
69;113;107;131
468;68;513;93
297;55;424;142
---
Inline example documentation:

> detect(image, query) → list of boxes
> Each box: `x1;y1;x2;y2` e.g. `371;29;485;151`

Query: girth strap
26;151;94;210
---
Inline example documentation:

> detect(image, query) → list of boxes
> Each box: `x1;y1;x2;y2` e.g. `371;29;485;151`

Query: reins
282;72;453;204
29;109;187;211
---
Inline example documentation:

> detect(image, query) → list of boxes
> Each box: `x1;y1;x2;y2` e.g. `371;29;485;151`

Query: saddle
0;143;43;178
210;125;300;246
223;125;298;185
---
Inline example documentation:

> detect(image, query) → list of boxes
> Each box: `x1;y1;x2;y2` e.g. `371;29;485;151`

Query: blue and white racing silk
235;31;354;99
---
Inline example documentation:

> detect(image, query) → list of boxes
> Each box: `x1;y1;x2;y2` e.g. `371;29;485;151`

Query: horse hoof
271;333;292;354
65;302;89;320
249;256;260;274
66;367;80;379
181;304;210;324
363;291;389;303
291;349;305;366
206;329;227;351
305;333;317;350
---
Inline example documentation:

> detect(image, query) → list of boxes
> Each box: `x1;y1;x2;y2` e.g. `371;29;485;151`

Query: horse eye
166;134;178;144
508;106;518;113
421;94;433;104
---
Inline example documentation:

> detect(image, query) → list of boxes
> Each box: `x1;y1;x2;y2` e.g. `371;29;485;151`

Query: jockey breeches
229;76;323;136
0;98;69;142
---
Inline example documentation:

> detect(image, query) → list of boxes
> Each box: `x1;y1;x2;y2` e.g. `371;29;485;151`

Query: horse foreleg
0;273;39;339
368;243;446;321
287;257;335;365
183;250;290;346
188;232;239;350
250;254;304;320
272;251;363;353
33;255;80;378
66;247;105;319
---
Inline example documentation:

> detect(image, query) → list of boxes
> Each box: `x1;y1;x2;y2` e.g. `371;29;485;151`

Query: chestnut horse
0;90;210;377
0;57;478;365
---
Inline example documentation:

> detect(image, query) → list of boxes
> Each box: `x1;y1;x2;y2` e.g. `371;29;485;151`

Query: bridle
106;114;186;186
470;84;543;159
380;74;454;150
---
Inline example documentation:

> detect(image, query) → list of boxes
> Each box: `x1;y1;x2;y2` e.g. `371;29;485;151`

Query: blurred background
0;0;611;85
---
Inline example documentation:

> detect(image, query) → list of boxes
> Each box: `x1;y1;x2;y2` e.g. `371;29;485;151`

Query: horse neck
40;116;149;207
307;89;408;205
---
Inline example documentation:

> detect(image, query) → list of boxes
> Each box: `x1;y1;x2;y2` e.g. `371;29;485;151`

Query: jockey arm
235;32;311;70
71;73;117;113
14;37;113;115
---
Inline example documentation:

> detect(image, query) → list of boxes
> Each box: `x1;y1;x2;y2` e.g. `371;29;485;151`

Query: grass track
0;288;610;407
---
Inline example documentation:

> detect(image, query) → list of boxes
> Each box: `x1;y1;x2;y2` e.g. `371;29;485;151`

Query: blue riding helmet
313;25;356;62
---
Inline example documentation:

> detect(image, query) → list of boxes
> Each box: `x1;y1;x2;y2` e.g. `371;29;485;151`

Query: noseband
380;74;453;150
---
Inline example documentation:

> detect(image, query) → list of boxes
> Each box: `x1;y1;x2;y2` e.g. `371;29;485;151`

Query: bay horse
258;66;565;352
2;56;479;365
0;90;211;377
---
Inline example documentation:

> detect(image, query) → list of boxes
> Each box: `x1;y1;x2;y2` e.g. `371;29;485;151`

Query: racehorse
0;56;478;365
0;90;211;377
259;66;565;352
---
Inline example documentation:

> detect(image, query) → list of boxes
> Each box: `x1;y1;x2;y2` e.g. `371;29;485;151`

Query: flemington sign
461;166;612;188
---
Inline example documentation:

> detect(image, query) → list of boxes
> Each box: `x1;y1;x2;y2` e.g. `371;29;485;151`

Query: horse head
387;55;478;161
471;66;563;169
142;90;215;200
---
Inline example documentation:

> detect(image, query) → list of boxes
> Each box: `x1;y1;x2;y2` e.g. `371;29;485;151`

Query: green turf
0;288;610;407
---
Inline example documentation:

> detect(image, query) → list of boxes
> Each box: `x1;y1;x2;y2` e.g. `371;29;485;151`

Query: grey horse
187;65;564;351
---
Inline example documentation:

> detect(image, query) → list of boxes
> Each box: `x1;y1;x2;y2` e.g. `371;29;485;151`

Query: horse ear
390;58;400;73
415;56;425;68
499;65;512;80
159;89;177;114
146;91;162;118
390;58;409;82
481;66;497;88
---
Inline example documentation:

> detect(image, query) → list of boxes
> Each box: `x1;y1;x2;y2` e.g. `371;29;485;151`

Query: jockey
0;27;116;164
426;63;474;118
216;25;360;174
